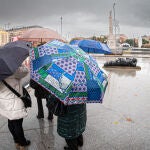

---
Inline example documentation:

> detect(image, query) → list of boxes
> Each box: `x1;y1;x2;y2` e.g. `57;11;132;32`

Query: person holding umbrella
30;79;54;120
0;65;31;150
0;41;31;150
58;104;87;150
30;42;53;120
30;40;108;150
46;95;87;150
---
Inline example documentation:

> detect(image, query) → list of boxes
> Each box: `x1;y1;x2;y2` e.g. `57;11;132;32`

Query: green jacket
57;104;87;139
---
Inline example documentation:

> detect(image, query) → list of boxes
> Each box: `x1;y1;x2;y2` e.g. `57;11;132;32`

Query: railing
132;47;150;51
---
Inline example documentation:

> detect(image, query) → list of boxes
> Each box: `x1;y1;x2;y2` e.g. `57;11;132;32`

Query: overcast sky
0;0;149;40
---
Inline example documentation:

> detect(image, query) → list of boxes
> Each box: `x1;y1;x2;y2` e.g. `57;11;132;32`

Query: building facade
0;28;9;46
119;34;128;43
6;25;43;42
142;35;150;43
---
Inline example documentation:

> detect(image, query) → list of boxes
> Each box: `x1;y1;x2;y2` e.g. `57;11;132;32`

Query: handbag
2;80;32;108
46;95;67;116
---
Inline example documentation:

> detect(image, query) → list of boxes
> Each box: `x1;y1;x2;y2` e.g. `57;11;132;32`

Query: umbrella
30;40;108;105
0;41;31;81
19;27;66;43
70;39;112;54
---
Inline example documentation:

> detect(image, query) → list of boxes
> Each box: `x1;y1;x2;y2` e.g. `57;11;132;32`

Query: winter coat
0;65;29;120
57;104;87;139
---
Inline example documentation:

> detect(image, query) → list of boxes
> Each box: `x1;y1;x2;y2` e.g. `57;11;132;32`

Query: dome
20;28;65;42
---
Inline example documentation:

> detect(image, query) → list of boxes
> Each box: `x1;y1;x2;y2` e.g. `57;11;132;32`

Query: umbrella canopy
69;40;81;45
0;41;30;81
19;28;65;43
30;40;108;105
70;39;112;54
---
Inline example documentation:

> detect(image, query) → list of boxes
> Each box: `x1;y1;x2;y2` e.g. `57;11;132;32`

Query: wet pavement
0;55;150;150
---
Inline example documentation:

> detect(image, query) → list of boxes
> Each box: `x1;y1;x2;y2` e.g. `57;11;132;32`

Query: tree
142;39;149;44
125;39;133;46
97;36;107;43
91;36;97;40
125;39;138;47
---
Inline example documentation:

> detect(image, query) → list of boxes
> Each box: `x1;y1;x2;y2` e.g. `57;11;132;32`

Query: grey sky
0;0;149;40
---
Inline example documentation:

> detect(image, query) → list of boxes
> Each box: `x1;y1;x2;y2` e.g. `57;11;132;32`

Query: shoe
20;140;31;146
77;140;83;147
19;146;25;150
24;140;31;146
15;143;20;149
48;115;53;121
37;114;44;119
77;135;83;147
15;140;30;150
64;146;78;150
64;146;71;150
48;111;53;120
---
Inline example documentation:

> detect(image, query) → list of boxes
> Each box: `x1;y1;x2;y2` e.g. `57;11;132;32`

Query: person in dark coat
30;79;53;120
47;94;87;150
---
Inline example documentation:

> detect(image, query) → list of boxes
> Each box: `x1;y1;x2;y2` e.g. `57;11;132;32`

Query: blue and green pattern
30;40;108;105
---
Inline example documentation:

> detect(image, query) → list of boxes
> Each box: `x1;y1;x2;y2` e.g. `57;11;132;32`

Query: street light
60;16;63;36
113;2;116;53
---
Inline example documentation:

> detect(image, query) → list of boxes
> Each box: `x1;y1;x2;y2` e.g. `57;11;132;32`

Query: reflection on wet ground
104;68;137;77
0;56;150;150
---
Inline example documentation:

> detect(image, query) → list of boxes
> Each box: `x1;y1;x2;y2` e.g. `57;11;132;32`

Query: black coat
30;79;49;99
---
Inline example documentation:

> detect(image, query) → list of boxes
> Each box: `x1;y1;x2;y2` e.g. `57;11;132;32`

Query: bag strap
2;80;21;98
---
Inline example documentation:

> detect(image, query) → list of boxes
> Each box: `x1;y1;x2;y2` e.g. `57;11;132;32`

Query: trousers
8;118;27;146
36;97;53;119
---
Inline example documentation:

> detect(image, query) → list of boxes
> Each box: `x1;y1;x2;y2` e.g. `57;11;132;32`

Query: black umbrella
0;41;31;81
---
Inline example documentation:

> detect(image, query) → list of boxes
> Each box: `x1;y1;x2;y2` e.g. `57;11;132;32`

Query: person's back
0;65;29;119
57;104;87;150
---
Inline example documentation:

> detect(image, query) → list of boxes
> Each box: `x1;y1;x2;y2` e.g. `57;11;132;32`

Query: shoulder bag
2;80;32;108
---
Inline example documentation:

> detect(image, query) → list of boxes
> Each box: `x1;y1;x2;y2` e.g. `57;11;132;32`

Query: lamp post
113;2;117;53
60;16;63;37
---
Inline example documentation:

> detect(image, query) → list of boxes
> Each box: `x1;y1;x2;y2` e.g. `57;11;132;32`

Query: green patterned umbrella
30;40;108;105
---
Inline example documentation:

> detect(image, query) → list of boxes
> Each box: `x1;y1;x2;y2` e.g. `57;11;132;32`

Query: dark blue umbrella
69;40;81;45
0;41;31;81
70;39;112;54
